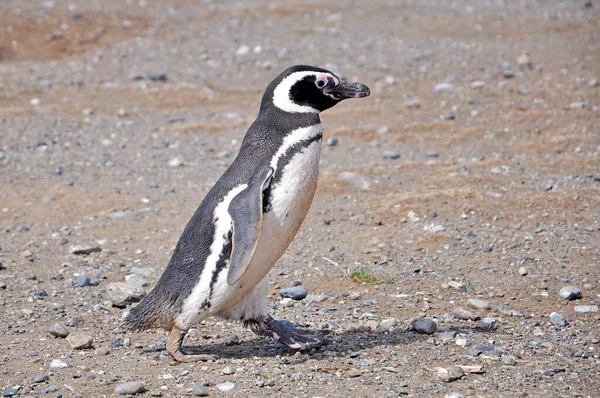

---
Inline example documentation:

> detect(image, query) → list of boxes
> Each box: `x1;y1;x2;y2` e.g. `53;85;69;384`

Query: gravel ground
1;0;599;397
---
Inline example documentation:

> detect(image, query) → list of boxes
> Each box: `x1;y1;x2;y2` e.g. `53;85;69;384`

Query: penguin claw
258;314;329;350
167;326;217;362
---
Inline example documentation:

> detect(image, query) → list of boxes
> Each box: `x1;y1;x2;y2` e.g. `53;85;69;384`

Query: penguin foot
167;326;217;362
252;314;328;350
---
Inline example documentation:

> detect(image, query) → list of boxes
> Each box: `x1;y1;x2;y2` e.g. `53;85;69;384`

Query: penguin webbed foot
167;326;217;363
251;314;328;350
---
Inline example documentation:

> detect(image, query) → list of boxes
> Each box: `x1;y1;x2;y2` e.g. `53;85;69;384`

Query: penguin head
263;65;370;114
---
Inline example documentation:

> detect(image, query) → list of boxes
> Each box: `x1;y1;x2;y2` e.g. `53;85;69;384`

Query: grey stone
338;172;370;190
70;245;102;255
326;137;338;146
412;318;437;335
574;305;598;313
559;286;582;300
148;73;168;82
502;355;517;366
107;282;145;308
48;323;69;338
446;281;466;292
216;381;235;392
436;366;464;382
279;286;308;300
518;267;528;276
66;332;93;350
382;151;400;160
467;298;491;310
73;275;91;287
378;318;397;331
453;307;479;320
2;388;19;397
221;366;235;375
191;386;209;396
474;317;497;332
125;274;149;288
33;374;50;383
114;381;146;395
41;385;60;394
442;112;456;120
434;83;454;92
439;331;457;341
549;312;568;327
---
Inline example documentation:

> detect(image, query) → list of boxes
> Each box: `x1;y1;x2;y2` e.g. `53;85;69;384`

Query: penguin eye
315;77;328;89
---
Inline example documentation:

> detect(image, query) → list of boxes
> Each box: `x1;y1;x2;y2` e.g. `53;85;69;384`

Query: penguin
123;65;370;362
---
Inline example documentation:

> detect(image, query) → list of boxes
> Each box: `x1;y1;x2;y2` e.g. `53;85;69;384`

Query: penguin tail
122;289;176;331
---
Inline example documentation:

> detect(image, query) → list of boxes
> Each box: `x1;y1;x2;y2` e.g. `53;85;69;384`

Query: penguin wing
226;166;274;286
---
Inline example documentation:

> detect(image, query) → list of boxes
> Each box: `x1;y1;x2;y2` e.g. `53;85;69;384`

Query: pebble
378;318;397;331
279;286;307;300
436;366;464;383
33;374;50;383
434;83;453;92
191;386;209;396
148;73;168;82
168;156;184;167
411;318;437;335
221;366;235;375
235;44;250;56
404;98;421;109
453;307;478;321
502;355;517;366
442;112;456;120
70;245;102;255
2;388;19;397
280;297;295;307
474;317;497;332
502;70;515;78
114;381;146;395
326;137;338;146
559;286;582;300
574;305;598;313
549;312;568;327
66;332;93;350
125;274;149;288
382;150;400;160
439;331;457;341
470;80;486;89
446;281;466;293
48;323;69;338
216;381;235;392
338;172;371;190
107;282;145;308
518;267;528;276
73;275;91;287
455;337;470;347
50;359;69;368
467;298;491;310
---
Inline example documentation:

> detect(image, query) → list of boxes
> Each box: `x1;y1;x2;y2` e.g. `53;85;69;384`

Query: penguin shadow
154;325;493;363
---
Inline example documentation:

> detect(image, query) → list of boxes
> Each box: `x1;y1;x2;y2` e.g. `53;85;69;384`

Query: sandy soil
0;0;599;397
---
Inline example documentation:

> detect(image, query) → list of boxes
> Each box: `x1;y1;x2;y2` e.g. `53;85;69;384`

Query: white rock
216;381;235;392
50;359;69;368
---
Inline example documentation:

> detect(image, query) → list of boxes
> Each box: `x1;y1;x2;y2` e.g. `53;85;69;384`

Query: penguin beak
325;81;371;100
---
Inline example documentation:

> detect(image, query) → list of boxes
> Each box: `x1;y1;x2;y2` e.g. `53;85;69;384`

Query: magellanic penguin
123;65;370;362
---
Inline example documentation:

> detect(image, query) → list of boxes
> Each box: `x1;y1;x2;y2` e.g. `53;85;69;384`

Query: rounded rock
66;332;93;350
48;323;69;338
411;318;437;335
114;382;146;395
279;286;308;300
559;286;582;300
216;381;235;393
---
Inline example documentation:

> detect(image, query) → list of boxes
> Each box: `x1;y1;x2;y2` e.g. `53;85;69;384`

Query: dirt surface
1;1;599;397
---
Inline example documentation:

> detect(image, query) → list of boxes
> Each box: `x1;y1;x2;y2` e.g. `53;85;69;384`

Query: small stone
148;73;168;82
549;312;568;327
442;112;456;120
378;318;397;331
114;381;146;395
191;386;209;396
326;137;338;146
221;366;235;375
453;307;479;321
517;53;531;67
434;83;453;92
502;70;515;78
279;286;307;300
559;286;582;300
50;359;69;368
426;151;439;158
574;305;598;313
70;12;83;20
439;331;457;341
338;172;371;190
382;150;401;160
21;249;33;258
474;317;497;331
168;156;184;167
216;381;235;392
49;323;69;338
447;281;466;293
70;245;102;255
125;274;149;288
436;366;464;383
280;297;295;307
411;318;437;335
518;267;528;276
235;44;250;56
455;337;470;347
73;275;91;287
2;388;19;397
502;355;517;366
348;369;362;378
404;98;421;109
467;298;490;310
66;332;93;350
107;282;145;308
470;81;486;89
568;102;586;109
33;374;50;383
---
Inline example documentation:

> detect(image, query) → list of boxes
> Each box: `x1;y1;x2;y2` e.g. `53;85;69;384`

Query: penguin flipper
226;167;274;286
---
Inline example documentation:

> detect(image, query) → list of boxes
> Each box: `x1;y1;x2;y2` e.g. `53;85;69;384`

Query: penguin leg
166;326;217;362
224;278;328;350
